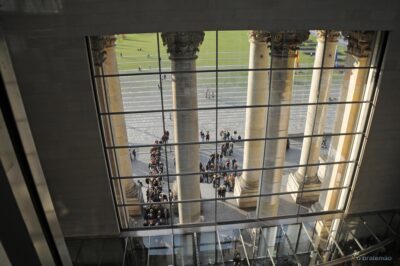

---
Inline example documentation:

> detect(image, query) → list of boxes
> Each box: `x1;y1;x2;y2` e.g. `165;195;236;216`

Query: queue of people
142;134;172;226
202;153;239;177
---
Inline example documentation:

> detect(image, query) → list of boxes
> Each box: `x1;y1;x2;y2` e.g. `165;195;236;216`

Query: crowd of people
199;150;240;198
220;129;241;142
221;141;234;156
199;129;242;143
139;127;243;224
142;132;172;226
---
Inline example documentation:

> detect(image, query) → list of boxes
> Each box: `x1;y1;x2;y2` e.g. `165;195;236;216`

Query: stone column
317;31;375;213
257;31;310;217
287;30;340;204
161;32;204;224
235;31;271;208
91;35;142;222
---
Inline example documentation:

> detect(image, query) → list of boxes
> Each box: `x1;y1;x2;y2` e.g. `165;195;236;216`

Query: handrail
239;229;251;266
216;230;226;266
193;232;200;266
258;228;276;266
280;225;301;266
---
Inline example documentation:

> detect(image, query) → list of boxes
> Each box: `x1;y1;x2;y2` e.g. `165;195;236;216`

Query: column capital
91;35;117;66
342;31;375;58
103;35;117;48
161;31;204;60
316;30;340;43
269;31;310;57
248;30;271;43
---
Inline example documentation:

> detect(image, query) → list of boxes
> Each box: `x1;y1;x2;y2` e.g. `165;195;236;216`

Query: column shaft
288;31;340;204
172;60;201;224
320;57;369;211
235;31;270;208
258;56;295;217
316;31;374;214
257;31;309;217
162;31;204;224
93;36;142;221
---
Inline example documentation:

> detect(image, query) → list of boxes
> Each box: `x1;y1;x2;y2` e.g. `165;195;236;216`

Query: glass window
89;30;384;232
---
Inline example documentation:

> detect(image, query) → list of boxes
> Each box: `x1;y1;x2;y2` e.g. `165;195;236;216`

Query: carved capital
103;35;117;48
316;30;340;43
342;31;375;58
248;30;271;43
91;35;117;66
161;31;204;60
269;31;310;57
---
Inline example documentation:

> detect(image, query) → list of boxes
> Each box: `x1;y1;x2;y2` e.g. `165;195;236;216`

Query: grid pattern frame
87;30;386;232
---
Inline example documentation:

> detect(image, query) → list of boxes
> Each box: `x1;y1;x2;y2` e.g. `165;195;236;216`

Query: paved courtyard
120;66;338;225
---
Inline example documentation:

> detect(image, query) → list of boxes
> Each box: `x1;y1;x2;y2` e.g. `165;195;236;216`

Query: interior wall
1;0;399;236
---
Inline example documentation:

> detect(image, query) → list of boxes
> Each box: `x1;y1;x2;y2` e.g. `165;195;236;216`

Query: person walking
206;131;210;142
200;130;205;142
233;249;241;266
229;141;234;156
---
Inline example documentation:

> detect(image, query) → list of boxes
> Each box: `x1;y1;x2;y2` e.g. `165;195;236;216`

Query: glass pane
218;71;248;107
298;31;317;68
325;102;364;136
218;229;246;264
197;72;217;108
125;202;172;228
218;30;249;69
257;194;300;218
100;238;126;265
115;33;160;75
292;69;313;104
296;222;316;254
258;226;279;261
158;31;216;73
197;31;216;71
198;231;218;265
172;201;210;225
174;234;194;266
269;31;312;69
165;110;216;144
276;226;299;264
123;112;164;145
217;108;246;146
119;74;163;113
161;72;216;112
147;235;173;265
217;196;258;222
74;239;104;265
